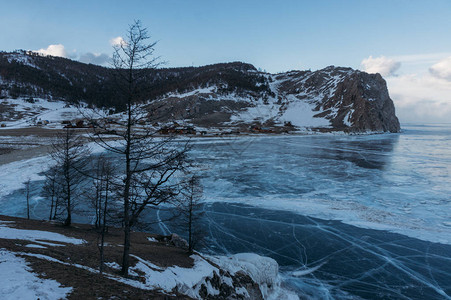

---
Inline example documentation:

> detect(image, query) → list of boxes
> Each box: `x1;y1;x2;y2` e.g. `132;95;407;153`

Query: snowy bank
105;252;299;299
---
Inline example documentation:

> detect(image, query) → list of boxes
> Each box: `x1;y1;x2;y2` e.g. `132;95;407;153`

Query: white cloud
429;56;451;81
110;36;126;47
34;44;68;58
361;55;401;77
79;52;110;66
387;73;451;123
359;53;451;123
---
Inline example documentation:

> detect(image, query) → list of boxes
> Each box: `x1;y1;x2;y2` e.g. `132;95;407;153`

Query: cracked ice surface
190;124;451;245
193;202;451;299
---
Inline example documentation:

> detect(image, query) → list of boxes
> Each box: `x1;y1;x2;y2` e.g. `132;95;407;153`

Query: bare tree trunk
179;176;203;254
43;168;58;221
95;183;100;228
121;222;131;276
64;182;72;226
99;176;109;274
188;197;193;253
121;96;133;277
25;179;30;220
49;194;54;221
97;183;102;228
53;196;59;220
63;129;71;226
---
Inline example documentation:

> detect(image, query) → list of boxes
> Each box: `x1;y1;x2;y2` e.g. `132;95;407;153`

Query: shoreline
0;125;397;165
0;145;52;166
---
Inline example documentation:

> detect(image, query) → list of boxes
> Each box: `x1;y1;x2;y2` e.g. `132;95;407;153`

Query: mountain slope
0;51;400;133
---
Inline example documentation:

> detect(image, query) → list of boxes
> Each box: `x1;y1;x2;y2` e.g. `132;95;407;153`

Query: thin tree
42;167;60;220
87;20;190;276
50;128;90;226
25;178;31;220
95;156;115;274
86;156;107;228
178;175;204;253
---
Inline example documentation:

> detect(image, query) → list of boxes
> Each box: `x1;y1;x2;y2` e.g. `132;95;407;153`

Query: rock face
0;51;400;133
274;66;400;132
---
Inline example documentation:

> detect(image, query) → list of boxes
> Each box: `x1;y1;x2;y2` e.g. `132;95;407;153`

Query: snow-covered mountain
0;51;400;133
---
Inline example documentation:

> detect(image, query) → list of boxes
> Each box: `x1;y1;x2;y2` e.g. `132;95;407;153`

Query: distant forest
0;51;272;111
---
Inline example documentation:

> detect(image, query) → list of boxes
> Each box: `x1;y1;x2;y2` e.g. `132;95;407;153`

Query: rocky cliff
0;51;400;133
273;66;400;132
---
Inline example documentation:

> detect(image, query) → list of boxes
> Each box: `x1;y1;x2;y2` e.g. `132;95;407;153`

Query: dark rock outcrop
275;66;400;132
326;70;400;132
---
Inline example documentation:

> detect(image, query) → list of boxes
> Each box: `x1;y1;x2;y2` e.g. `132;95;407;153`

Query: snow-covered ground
0;221;85;245
0;98;105;129
279;95;331;128
0;249;72;300
227;95;332;129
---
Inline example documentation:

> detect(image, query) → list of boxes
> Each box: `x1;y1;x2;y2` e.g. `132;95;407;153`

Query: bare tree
42;167;60;220
49;128;90;226
177;175;204;253
86;156;107;228
92;156;116;274
24;178;31;220
87;20;190;276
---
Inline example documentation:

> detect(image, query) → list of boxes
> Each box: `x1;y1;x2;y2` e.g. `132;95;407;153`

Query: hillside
0;51;400;133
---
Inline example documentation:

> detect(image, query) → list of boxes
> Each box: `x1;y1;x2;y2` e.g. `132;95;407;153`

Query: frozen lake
192;124;451;245
1;124;450;299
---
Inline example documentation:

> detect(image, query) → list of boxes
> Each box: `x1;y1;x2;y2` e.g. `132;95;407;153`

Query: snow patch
0;249;72;300
5;53;40;69
279;97;330;128
0;98;105;129
0;223;85;245
24;244;47;249
343;109;354;127
165;87;216;98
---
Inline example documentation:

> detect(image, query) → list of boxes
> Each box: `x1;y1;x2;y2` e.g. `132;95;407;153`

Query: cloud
361;55;401;77
429;56;451;81
79;52;110;66
362;53;451;123
34;44;68;58
110;36;126;47
387;73;451;123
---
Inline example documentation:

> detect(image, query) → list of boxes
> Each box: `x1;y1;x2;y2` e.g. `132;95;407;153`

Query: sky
1;0;451;124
